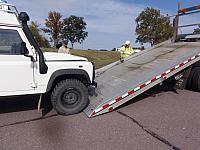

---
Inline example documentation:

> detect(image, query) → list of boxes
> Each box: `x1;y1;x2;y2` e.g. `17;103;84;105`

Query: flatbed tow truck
84;4;200;117
1;1;200;118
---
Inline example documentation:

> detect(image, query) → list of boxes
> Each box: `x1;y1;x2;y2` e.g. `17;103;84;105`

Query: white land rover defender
0;3;96;115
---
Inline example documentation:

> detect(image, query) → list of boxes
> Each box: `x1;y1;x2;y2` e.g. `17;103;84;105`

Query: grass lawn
43;48;120;69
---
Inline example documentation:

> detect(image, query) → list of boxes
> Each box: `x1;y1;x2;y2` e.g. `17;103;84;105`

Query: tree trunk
151;41;154;47
54;38;58;47
71;43;74;49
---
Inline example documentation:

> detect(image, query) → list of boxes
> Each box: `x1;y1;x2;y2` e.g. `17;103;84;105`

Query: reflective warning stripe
92;53;200;116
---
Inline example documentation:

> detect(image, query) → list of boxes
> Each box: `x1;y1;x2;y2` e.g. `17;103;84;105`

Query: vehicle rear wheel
51;79;89;115
186;68;195;90
191;68;200;92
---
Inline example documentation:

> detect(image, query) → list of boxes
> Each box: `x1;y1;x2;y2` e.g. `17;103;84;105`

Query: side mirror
20;42;29;55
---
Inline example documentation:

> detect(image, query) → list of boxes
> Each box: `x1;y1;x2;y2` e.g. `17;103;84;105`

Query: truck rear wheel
186;68;195;90
191;68;200;92
51;79;89;115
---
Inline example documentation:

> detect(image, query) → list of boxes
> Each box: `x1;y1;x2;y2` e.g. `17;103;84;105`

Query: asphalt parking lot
0;87;200;150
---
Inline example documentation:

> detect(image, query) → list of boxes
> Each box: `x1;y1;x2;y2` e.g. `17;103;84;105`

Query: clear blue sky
9;0;200;49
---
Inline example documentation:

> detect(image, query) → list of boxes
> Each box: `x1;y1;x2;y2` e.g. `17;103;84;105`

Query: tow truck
84;3;200;117
1;1;200;118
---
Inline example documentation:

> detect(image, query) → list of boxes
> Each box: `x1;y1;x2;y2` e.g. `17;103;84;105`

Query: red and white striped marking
92;53;200;116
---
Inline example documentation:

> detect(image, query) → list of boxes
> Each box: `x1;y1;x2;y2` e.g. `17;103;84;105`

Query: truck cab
0;3;96;115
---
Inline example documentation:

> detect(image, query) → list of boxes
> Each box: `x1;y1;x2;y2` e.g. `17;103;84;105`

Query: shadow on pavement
118;81;178;109
0;81;178;116
0;95;53;116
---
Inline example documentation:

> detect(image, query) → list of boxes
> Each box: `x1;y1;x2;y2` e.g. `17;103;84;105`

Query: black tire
186;68;195;90
51;79;89;115
191;68;200;92
192;61;200;68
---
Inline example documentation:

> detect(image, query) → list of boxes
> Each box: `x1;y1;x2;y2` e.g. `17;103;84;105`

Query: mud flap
174;67;192;90
37;94;42;112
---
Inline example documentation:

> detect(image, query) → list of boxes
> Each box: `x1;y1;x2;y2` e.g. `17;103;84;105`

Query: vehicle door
0;28;35;96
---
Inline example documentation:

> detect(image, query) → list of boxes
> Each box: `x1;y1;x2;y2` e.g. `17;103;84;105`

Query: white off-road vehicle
0;3;96;115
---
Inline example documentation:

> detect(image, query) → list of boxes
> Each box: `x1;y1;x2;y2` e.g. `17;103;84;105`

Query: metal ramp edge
84;52;200;117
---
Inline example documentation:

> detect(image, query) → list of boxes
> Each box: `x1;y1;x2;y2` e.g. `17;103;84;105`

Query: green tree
194;25;200;34
61;15;88;48
136;7;173;46
44;11;62;46
29;21;50;48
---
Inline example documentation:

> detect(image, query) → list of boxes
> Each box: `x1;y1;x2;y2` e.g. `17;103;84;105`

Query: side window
0;29;22;55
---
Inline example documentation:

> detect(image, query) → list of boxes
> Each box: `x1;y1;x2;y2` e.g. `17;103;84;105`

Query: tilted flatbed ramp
84;41;200;117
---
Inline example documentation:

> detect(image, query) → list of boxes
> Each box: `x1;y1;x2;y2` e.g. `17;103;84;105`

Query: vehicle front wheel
51;79;89;115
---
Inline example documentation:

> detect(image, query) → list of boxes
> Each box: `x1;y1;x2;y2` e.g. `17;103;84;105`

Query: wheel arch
46;69;91;93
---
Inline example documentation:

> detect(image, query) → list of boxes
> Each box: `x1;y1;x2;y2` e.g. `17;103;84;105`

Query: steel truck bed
84;41;200;117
